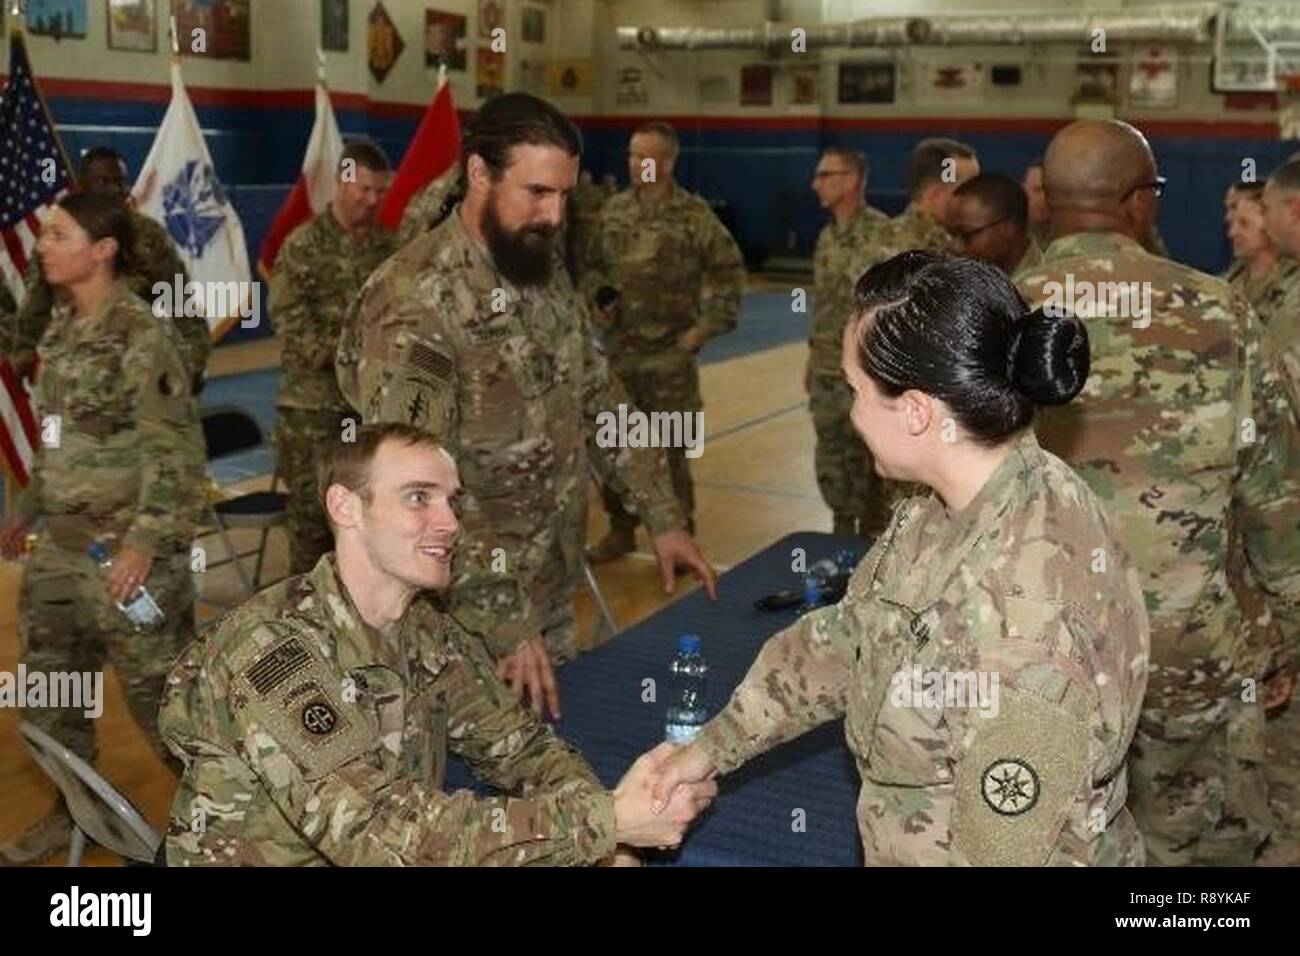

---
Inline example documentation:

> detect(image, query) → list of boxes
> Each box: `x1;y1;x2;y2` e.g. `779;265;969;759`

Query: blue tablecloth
445;532;868;867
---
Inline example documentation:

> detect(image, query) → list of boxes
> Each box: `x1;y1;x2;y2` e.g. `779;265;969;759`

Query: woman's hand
0;519;34;560
104;546;154;603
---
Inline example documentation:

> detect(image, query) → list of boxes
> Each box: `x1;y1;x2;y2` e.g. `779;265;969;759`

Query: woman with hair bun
650;251;1152;867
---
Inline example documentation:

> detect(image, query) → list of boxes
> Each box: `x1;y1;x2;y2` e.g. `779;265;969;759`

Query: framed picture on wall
478;0;502;38
425;9;467;71
838;62;895;104
476;47;505;97
321;0;348;52
521;6;544;44
28;0;88;39
172;0;250;60
740;65;773;106
367;2;405;83
107;0;156;51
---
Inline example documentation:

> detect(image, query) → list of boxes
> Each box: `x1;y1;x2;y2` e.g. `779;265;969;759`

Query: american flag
1;30;74;487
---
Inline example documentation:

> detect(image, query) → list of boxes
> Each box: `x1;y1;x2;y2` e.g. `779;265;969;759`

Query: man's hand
613;743;717;848
651;529;717;600
104;546;153;603
598;848;644;867
649;742;717;814
676;326;705;354
496;634;561;720
1263;669;1296;713
0;519;33;560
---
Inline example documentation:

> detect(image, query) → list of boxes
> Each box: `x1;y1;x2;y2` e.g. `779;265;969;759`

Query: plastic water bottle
800;550;861;612
664;634;709;744
87;541;165;632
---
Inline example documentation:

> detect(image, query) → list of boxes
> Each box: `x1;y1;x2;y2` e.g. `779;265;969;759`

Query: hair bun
1007;308;1090;406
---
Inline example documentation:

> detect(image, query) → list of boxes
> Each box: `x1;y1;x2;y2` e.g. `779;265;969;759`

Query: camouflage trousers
809;372;879;533
1258;698;1300;865
276;406;351;575
1128;695;1275;866
600;349;701;532
19;534;194;770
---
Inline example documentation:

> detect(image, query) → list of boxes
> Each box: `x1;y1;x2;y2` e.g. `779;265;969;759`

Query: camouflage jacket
809;205;890;376
580;182;745;355
3;210;209;386
1017;231;1300;702
160;554;616;866
697;433;1151;865
1228;255;1297;334
565;179;609;284
271;209;398;411
16;279;206;556
397;168;466;247
850;204;956;277
1259;259;1300;421
336;209;685;656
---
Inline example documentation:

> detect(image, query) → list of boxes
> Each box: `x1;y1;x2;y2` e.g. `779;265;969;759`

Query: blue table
446;532;867;866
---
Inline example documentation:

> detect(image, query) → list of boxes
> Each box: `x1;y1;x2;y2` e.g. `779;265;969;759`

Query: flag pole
8;7;77;188
317;47;326;86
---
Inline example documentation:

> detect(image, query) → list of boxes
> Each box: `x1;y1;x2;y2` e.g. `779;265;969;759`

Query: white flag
257;79;342;276
132;58;253;340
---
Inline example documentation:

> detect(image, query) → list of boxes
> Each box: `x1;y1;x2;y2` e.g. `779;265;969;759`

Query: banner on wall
917;62;986;104
1129;48;1179;108
368;1;404;84
548;58;593;97
257;79;344;278
132;58;253;340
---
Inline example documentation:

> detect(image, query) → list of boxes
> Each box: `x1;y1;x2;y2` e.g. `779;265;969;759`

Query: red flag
258;81;343;277
378;78;461;230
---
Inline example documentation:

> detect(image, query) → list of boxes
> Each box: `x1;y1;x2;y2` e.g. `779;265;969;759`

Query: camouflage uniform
1030;221;1169;259
13;279;207;766
397;168;466;247
1228;256;1297;332
336;210;686;664
580;183;745;533
847;206;956;535
697;433;1151;865
270;210;398;574
808;205;889;535
1013;236;1044;276
1017;231;1300;866
564;178;609;284
2;210;209;390
1258;261;1300;422
159;554;616;866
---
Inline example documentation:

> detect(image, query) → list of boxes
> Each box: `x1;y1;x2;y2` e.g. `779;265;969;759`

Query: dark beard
482;192;557;287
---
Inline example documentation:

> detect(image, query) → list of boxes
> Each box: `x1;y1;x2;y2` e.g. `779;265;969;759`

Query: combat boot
587;526;636;563
0;801;73;866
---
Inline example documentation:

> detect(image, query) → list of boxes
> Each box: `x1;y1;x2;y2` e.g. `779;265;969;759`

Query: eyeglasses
1123;175;1167;201
950;218;1007;244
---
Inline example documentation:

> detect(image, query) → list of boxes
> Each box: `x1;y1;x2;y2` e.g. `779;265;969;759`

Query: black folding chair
199;404;287;600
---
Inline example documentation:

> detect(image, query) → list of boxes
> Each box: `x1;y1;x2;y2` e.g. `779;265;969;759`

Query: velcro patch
245;638;311;695
952;686;1091;865
408;340;453;381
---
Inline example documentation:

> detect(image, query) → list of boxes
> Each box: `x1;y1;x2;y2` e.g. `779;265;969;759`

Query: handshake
610;741;719;853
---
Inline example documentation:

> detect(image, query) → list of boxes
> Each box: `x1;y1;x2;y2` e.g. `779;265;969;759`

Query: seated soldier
159;423;715;865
